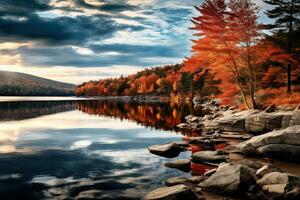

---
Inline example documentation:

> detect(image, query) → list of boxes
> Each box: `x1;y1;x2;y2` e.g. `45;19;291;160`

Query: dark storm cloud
0;0;51;16
17;45;181;67
72;0;137;12
0;14;114;44
0;0;143;44
0;0;198;70
0;13;145;44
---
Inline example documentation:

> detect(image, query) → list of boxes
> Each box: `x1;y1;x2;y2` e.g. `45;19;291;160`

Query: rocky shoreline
143;99;300;200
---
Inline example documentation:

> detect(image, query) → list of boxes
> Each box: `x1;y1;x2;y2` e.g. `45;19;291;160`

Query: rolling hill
0;71;76;96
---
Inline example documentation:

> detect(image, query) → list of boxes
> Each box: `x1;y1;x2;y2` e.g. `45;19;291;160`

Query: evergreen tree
264;0;300;93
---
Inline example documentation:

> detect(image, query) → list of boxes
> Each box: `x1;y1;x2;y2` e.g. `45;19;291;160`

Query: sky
0;0;269;84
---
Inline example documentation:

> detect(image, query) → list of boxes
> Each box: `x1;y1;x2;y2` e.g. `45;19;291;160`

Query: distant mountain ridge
0;71;75;96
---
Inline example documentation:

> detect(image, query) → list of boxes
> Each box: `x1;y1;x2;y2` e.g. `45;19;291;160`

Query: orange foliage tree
185;0;265;109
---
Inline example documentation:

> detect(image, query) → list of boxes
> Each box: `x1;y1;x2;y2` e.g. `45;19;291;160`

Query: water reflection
0;100;195;200
0;100;197;133
0;101;75;121
76;100;196;132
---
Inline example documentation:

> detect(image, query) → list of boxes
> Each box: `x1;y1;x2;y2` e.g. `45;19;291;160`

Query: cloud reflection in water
0;108;189;200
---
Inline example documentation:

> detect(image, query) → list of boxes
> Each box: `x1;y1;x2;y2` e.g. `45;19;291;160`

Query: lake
0;97;203;200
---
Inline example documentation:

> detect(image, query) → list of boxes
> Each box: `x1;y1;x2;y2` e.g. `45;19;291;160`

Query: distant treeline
76;64;220;99
0;85;75;96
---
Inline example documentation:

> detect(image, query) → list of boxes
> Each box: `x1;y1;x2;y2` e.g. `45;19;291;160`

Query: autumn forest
76;0;300;108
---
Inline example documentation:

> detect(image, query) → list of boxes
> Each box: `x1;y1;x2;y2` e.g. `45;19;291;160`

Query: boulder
148;143;181;158
219;133;252;140
212;110;259;133
256;144;300;159
198;163;257;194
232;159;265;170
281;114;293;129
177;123;202;130
185;115;201;123
262;184;286;198
245;111;292;134
165;159;191;172
258;172;300;186
290;109;300;126
143;184;197;200
164;177;189;186
192;150;228;164
202;114;213;121
258;172;289;186
258;172;300;199
212;113;223;119
238;125;300;160
176;123;189;129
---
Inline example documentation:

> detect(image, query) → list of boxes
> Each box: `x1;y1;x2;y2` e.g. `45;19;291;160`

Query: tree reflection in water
0;101;76;121
0;100;201;135
76;100;200;134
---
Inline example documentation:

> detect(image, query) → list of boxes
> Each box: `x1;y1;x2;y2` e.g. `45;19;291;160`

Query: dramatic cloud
0;0;270;84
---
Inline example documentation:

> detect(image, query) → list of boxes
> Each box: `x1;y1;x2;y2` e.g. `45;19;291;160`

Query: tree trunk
287;0;294;94
287;63;292;94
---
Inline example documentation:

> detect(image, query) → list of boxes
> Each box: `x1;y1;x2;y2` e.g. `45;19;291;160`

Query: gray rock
245;111;292;133
257;144;300;159
232;159;265;170
262;184;286;198
148;143;181;158
219;133;252;140
164;177;189;186
192;151;228;164
213;110;259;133
165;159;191;172
203;114;213;121
238;125;300;159
143;184;197;200
281;114;293;129
176;123;189;129
290;110;300;126
258;172;300;199
258;172;300;186
212;113;223;119
198;163;257;194
185;115;201;123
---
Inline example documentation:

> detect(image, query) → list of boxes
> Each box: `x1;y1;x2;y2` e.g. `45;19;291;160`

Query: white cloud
71;46;94;55
70;140;92;150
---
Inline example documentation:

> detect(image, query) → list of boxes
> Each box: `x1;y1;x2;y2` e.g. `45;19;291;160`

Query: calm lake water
0;97;200;200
